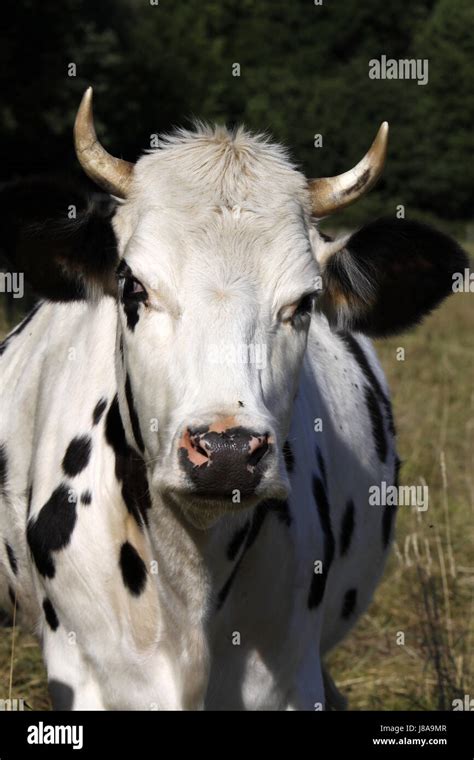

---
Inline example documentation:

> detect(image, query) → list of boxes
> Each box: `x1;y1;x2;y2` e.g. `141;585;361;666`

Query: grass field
1;249;473;711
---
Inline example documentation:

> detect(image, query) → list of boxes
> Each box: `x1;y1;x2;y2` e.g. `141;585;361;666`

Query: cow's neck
145;486;250;611
140;491;209;706
139;472;253;707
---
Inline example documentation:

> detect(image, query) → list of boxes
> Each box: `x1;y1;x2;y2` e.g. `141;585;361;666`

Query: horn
74;87;133;198
309;122;389;217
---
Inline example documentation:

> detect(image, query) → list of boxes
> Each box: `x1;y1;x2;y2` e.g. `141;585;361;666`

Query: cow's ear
315;218;468;337
0;178;118;301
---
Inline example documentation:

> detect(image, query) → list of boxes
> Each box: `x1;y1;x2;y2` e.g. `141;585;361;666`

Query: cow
0;88;467;710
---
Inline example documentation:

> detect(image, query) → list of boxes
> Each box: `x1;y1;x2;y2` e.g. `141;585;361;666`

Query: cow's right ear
313;218;468;337
0;178;118;301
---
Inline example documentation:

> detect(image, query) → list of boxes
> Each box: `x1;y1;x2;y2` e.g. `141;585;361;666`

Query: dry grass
1;252;472;711
0;626;50;710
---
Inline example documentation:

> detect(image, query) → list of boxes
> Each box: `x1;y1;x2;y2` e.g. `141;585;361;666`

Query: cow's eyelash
293;292;317;316
279;291;318;324
115;262;147;301
116;260;132;280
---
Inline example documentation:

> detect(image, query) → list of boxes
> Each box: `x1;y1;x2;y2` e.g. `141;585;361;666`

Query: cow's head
5;88;467;527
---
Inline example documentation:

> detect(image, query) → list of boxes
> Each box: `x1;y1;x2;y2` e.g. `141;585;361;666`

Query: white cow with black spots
0;89;466;710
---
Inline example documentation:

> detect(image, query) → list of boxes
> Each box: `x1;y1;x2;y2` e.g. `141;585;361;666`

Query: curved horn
74;87;133;198
309;122;389;217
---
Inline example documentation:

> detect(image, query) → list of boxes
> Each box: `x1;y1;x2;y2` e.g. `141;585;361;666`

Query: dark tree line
1;0;473;226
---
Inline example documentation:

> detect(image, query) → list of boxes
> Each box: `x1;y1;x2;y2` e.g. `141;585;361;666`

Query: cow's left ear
314;217;469;337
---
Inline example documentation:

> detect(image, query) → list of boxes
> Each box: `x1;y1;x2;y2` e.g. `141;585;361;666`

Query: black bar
0;710;473;757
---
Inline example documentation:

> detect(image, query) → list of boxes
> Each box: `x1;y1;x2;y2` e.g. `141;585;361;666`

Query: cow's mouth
154;469;289;530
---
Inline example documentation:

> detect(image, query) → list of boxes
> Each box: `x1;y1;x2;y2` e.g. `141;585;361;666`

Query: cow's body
0;105;465;710
0;298;396;710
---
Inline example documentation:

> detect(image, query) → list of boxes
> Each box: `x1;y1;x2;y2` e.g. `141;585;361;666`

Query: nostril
248;435;269;468
195;441;209;458
189;433;209;456
184;429;211;467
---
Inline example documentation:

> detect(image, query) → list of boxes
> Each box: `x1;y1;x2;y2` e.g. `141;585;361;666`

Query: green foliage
0;0;472;223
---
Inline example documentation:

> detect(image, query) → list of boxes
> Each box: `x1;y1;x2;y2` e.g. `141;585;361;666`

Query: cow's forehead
118;203;317;302
113;124;317;286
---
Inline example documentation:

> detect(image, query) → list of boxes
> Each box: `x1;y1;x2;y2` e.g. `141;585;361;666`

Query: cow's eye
280;291;317;324
294;292;316;317
122;276;147;301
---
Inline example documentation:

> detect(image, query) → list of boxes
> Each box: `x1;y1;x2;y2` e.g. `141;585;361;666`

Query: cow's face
111;141;318;522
